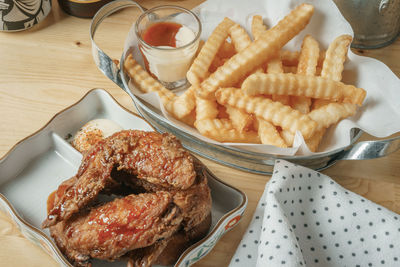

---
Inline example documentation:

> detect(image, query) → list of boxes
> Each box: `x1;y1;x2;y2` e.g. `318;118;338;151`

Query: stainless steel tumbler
334;0;400;49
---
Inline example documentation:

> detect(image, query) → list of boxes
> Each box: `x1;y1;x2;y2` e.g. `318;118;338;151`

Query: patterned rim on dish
0;88;248;266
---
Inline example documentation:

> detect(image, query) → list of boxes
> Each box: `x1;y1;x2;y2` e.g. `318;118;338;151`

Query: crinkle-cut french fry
253;117;259;131
225;105;253;132
195;95;218;121
297;35;319;75
318;51;326;68
271;88;291;107
267;53;290;105
198;4;315;99
312;99;332;110
280;130;295;147
194;118;261;143
124;54;205;126
208;41;235;74
196;40;205;57
291;35;320;114
242;73;366;105
305;129;325;152
124;55;198;121
187;17;235;85
229;22;264;82
235;66;265;88
251;15;269;40
283;65;298;74
257;118;287;147
321;35;352;82
215;88;317;139
123;55;176;103
209;55;226;73
281;50;300;66
179;109;196;127
217;40;236;59
229;23;252;52
316;66;322;76
281;50;325;67
267;55;283;74
308;36;353;151
308;102;356;130
166;86;197;119
292;97;311;114
313;35;352;108
267;54;291;106
217;104;229;119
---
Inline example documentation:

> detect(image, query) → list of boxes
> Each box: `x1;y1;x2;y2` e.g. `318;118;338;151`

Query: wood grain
0;1;399;266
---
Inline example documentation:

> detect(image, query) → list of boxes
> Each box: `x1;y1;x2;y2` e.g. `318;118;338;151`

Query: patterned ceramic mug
0;0;51;31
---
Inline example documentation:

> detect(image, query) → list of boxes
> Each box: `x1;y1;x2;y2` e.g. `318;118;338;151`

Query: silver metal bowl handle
336;134;400;160
90;0;146;89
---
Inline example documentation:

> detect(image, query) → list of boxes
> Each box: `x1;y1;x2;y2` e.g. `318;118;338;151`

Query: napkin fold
229;160;400;267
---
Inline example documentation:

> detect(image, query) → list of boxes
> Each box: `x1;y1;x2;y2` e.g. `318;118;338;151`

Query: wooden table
1;0;399;266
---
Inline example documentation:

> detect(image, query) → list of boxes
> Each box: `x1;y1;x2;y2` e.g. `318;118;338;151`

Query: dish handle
335;134;400;160
90;0;146;89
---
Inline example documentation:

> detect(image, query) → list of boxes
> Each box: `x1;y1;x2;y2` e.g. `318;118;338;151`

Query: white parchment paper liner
123;0;400;156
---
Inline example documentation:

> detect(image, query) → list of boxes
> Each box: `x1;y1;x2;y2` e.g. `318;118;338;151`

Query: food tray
89;0;363;175
90;1;400;175
0;89;247;267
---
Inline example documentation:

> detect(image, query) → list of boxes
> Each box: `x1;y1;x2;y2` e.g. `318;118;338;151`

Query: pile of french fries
124;3;366;152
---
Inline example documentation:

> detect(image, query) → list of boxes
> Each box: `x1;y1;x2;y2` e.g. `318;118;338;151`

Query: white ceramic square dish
0;88;247;267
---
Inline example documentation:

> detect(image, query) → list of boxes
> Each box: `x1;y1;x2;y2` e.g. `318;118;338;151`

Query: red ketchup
142;22;182;47
140;22;183;79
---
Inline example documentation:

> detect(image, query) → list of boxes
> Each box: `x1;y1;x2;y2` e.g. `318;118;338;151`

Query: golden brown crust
155;212;212;266
43;130;196;228
46;130;212;266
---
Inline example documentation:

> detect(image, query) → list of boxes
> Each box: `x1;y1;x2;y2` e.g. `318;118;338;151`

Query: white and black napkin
229;160;400;267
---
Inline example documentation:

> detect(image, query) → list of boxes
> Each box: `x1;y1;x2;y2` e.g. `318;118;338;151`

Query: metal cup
334;0;400;49
0;0;51;31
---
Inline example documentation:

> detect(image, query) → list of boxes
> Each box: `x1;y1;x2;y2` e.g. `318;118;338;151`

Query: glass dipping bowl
135;5;201;90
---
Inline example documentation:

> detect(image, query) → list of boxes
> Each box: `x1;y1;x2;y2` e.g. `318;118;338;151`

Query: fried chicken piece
46;176;77;214
117;160;212;231
43;130;195;228
127;239;169;267
155;212;212;266
171;167;212;231
46;175;123;215
128;213;212;267
50;192;182;267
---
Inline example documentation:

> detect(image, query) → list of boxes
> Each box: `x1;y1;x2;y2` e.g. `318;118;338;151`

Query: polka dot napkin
229;160;400;267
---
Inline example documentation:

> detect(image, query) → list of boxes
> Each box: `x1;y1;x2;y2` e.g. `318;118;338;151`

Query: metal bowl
125;76;362;174
90;0;400;175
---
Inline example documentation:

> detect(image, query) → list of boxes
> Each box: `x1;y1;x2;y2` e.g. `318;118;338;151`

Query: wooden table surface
1;0;399;266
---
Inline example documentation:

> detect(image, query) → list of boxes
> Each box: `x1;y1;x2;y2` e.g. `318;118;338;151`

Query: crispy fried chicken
45;130;212;266
128;213;211;267
50;192;182;266
43;130;196;228
116;160;212;231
